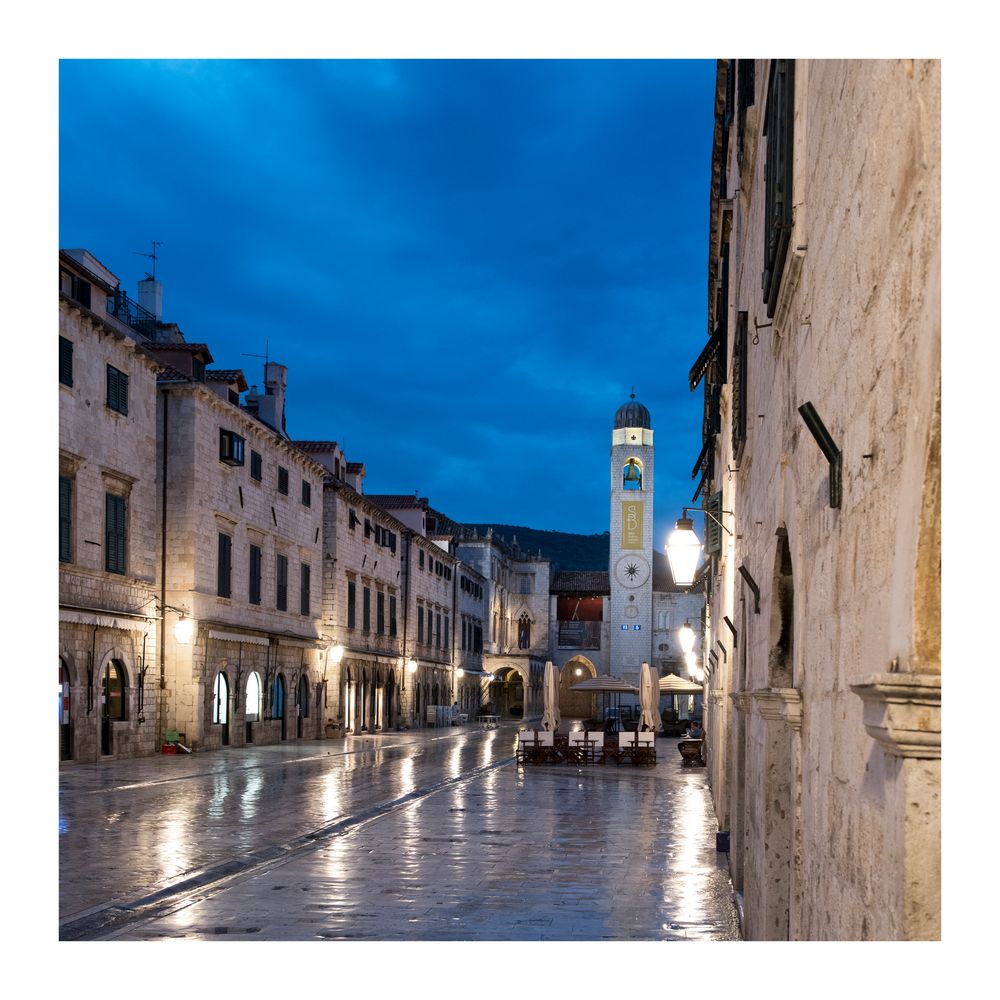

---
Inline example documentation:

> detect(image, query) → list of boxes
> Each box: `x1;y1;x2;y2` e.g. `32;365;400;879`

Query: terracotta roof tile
551;570;610;595
294;440;341;453
346;462;365;473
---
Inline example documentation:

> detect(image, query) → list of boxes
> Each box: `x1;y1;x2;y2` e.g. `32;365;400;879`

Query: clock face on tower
614;553;650;589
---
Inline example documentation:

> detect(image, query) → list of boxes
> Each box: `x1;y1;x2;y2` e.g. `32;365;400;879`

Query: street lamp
173;612;194;644
665;517;702;586
678;622;696;654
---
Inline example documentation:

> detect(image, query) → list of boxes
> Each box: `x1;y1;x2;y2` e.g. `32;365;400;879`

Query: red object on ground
161;744;178;754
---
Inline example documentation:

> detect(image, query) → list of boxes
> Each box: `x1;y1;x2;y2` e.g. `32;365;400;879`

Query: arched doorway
273;674;286;740
101;660;127;756
491;666;525;718
559;657;598;718
213;671;230;746
245;671;262;743
59;658;73;761
297;673;309;738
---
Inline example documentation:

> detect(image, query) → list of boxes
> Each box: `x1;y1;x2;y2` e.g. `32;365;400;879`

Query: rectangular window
59;477;72;563
68;273;92;308
443;616;449;650
737;58;756;171
220;429;246;466
377;591;385;634
435;612;441;648
276;554;288;610
418;606;424;643
389;595;397;637
419;549;425;569
277;466;289;494
362;586;371;632
104;493;126;574
217;532;232;598
250;450;262;481
762;59;795;318
59;337;73;387
348;509;359;531
347;580;356;629
106;365;129;415
301;480;311;507
300;564;311;616
249;544;262;604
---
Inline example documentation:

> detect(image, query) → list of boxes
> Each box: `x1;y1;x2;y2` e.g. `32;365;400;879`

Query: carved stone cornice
710;690;726;705
730;692;753;714
751;687;803;730
849;672;941;760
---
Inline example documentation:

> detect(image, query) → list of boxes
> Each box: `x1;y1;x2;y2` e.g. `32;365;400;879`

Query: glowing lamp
173;614;194;645
406;659;418;674
679;623;696;654
665;516;702;587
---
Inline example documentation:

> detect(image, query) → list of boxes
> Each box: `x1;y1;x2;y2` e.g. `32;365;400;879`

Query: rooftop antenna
242;340;270;387
133;240;163;280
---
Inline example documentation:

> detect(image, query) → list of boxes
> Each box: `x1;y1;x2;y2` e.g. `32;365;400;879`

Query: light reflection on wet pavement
59;724;739;941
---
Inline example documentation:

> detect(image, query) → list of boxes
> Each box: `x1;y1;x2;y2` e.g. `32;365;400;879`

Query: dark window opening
347;580;356;629
59;337;73;387
59;477;73;563
250;450;262;481
300;564;311;616
217;533;232;598
106;365;129;415
278;466;289;495
220;429;245;466
301;480;311;507
276;554;288;611
249;545;262;604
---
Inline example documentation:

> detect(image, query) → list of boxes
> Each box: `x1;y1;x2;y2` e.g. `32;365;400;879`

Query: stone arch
59;654;75;761
623;456;644;490
559;656;598;716
490;663;529;718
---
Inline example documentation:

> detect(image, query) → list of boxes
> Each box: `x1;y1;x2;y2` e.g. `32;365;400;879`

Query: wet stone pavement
59;722;740;941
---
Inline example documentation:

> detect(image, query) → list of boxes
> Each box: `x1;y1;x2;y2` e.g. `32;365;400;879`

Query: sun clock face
614;554;650;589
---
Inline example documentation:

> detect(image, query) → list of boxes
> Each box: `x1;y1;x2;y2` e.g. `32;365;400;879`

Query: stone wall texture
700;59;940;940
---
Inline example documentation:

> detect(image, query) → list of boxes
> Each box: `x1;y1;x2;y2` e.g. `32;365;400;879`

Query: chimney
264;362;288;436
138;275;163;321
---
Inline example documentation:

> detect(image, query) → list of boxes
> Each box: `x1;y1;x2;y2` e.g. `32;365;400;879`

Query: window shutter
276;554;288;610
249;545;262;604
347;580;356;628
218;533;232;598
59;337;73;387
705;491;724;556
301;564;311;615
105;493;126;574
733;311;749;460
59;477;72;562
762;59;795;318
390;596;397;637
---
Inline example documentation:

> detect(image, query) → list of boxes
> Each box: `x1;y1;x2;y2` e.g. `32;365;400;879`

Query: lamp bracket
681;505;734;536
738;564;761;614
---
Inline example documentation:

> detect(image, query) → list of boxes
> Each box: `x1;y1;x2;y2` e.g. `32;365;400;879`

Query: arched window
518;613;531;649
102;660;127;720
212;672;229;724
623;457;643;490
245;672;262;721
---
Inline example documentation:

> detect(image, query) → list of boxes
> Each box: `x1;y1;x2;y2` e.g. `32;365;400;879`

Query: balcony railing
557;620;601;649
107;290;159;340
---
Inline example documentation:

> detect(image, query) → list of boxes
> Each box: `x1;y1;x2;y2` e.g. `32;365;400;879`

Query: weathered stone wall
59;294;162;762
703;59;940;940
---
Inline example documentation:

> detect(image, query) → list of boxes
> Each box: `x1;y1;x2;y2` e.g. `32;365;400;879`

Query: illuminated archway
559;656;598;717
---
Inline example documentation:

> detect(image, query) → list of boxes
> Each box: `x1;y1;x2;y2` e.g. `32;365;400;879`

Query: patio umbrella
658;672;704;693
639;662;662;732
541;660;561;732
570;674;639;731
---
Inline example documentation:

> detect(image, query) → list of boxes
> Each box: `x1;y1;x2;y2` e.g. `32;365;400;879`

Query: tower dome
613;395;651;430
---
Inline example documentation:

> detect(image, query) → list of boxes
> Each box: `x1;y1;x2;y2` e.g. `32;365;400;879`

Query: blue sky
59;58;716;544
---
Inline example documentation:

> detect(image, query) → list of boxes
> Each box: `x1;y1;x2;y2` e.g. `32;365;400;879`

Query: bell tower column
609;394;654;687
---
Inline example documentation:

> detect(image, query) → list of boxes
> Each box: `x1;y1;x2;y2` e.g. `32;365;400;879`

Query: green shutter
105;493;125;574
59;477;72;562
59;338;73;387
706;491;723;556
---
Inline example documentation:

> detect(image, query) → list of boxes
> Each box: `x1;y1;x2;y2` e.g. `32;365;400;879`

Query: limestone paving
59;722;740;941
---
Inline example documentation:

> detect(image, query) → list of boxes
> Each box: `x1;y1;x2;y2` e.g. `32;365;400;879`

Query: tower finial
630;385;636;400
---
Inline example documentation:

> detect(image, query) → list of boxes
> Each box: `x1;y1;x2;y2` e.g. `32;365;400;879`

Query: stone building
59;249;163;762
305;467;409;733
689;59;940;940
155;349;328;752
455;531;550;721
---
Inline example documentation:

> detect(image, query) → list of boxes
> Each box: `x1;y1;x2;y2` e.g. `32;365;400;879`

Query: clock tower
609;393;654;683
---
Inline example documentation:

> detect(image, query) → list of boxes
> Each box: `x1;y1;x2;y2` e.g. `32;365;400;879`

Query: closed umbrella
541;660;561;732
639;661;662;732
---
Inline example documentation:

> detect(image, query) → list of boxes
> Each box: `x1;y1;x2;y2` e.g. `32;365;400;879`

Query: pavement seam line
60;752;516;941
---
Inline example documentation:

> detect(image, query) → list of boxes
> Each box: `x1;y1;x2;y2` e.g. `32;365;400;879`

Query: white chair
635;731;656;765
585;730;605;764
517;729;537;765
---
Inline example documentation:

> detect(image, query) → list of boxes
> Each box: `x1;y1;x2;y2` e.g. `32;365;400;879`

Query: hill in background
464;524;610;571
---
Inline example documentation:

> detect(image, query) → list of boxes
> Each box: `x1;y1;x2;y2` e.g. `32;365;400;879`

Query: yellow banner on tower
621;501;643;549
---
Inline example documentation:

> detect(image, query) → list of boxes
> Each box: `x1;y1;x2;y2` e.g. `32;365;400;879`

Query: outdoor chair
634;731;656;766
585;730;605;765
517;729;537;765
568;730;590;765
535;730;555;763
617;731;638;765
